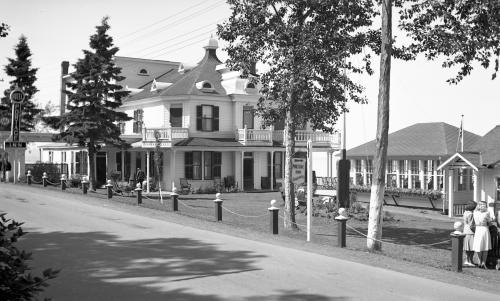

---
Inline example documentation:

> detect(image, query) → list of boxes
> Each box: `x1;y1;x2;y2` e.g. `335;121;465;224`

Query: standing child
463;201;477;267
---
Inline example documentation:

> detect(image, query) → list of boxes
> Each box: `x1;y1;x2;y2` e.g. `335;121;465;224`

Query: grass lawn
24;183;500;288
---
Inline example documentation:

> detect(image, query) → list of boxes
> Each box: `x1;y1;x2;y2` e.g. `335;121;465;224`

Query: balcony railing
237;127;341;147
142;127;189;143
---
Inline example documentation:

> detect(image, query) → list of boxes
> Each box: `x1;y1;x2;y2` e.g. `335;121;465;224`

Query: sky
1;0;499;151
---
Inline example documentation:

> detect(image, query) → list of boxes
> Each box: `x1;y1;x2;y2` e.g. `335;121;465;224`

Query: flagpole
461;115;464;152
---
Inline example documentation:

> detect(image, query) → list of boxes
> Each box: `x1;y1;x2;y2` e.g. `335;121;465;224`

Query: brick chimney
60;61;69;115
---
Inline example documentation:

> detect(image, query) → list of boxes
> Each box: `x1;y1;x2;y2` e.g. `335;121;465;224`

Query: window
399;160;408;188
75;151;88;175
246;83;256;89
185;151;202;180
386;160;397;188
354;160;363;185
202;82;212;89
366;159;373;186
170;107;182;127
138;68;148;75
124;151;131;180
133;109;143;134
203;151;221;180
48;151;53;163
185;151;221;180
118;122;125;134
243;105;254;129
457;168;472;191
61;152;67;163
196;105;219;132
410;160;420;188
274;152;283;179
116;152;122;173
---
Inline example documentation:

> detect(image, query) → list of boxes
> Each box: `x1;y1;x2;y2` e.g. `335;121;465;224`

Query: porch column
326;152;330;177
448;169;454;218
361;159;367;186
396;160;401;188
473;170;479;203
241;151;244;191
121;150;125;182
419;160;424;189
171;149;176;190
146;151;150;193
433;160;438;190
270;150;274;190
407;160;413;189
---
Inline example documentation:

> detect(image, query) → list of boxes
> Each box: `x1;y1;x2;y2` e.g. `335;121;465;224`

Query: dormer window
246;83;255;89
138;68;149;76
196;80;215;92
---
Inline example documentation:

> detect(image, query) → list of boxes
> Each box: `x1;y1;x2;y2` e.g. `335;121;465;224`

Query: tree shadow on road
19;231;349;300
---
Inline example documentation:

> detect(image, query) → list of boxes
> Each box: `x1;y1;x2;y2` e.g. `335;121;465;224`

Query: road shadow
18;231;268;300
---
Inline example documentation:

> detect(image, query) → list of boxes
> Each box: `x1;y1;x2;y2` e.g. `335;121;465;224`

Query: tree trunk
283;107;298;230
367;0;392;252
88;142;96;191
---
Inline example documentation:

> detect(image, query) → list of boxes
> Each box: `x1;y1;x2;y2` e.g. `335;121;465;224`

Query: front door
95;152;107;187
243;152;254;190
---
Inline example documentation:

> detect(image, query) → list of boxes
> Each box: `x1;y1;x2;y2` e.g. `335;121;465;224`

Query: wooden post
214;193;223;221
42;172;48;187
451;232;465;272
106;179;113;199
268;199;279;235
27;170;32;185
171;188;179;211
135;183;142;205
61;174;66;191
82;177;89;194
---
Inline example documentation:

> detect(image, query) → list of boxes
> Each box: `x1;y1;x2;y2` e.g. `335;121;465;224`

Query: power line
116;0;225;47
116;0;209;41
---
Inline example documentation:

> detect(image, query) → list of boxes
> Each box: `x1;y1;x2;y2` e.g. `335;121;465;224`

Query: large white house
41;37;341;192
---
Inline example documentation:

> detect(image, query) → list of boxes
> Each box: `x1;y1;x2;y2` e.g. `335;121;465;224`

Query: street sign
10;88;25;103
4;141;26;148
11;103;21;141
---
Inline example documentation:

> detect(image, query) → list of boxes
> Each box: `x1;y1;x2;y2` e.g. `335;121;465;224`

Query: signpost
3;87;26;184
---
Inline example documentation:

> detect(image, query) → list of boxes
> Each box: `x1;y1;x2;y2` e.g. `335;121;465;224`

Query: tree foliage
0;22;9;38
399;0;500;83
43;17;131;190
218;0;379;229
0;36;42;131
0;213;59;301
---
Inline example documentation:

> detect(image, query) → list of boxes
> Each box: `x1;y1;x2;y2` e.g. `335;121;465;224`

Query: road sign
10;89;25;103
11;103;21;141
4;141;26;148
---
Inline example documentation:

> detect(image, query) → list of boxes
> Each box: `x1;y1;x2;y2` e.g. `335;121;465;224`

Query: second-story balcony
237;127;341;148
142;127;189;148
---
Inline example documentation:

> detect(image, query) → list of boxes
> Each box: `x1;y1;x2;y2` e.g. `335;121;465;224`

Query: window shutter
196;106;202;131
185;152;193;179
213;106;219;131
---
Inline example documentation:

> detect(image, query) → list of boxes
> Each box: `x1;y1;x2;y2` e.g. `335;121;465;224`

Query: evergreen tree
44;17;131;190
0;35;42;131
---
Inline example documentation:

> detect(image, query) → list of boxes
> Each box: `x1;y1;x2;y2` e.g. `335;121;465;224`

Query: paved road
1;184;497;301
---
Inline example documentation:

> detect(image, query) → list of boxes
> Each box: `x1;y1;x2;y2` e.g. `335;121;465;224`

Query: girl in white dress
473;201;492;268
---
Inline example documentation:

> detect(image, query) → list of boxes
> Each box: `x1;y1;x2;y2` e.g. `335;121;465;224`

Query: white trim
437;153;478;171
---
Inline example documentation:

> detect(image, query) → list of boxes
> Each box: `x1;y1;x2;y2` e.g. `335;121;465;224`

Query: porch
236;127;341;148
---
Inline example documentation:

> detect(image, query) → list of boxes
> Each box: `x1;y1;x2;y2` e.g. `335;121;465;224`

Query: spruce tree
0;35;42;131
44;17;131;190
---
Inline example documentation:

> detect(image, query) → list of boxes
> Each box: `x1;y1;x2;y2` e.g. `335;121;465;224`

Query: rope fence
345;224;450;247
221;205;268;218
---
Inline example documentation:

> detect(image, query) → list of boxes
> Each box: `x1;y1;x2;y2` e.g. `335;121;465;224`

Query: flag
456;115;464;152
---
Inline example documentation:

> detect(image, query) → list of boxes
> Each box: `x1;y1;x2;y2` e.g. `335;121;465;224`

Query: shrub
26;163;61;183
69;174;82;188
0;213;58;300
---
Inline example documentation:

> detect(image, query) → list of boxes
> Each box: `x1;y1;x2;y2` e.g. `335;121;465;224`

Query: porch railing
142;127;189;142
237;127;341;147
